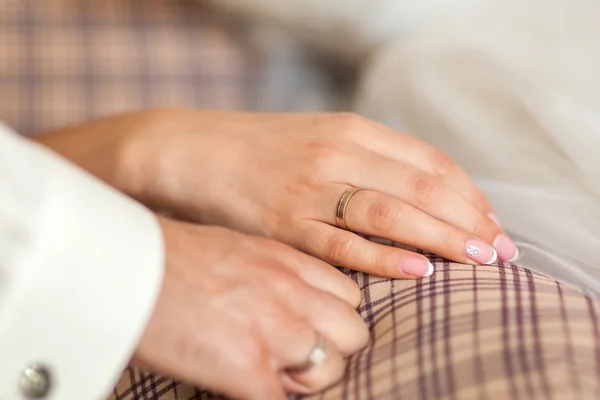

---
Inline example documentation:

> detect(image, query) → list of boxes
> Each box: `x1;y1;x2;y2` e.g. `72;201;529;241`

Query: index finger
258;237;362;308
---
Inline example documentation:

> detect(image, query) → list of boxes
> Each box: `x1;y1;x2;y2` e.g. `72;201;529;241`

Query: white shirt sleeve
0;124;165;399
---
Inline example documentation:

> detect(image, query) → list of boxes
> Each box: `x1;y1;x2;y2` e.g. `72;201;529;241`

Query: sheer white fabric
356;0;600;296
211;0;600;294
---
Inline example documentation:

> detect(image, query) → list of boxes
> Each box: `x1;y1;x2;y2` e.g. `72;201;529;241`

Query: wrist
34;122;140;197
34;108;195;207
119;107;216;215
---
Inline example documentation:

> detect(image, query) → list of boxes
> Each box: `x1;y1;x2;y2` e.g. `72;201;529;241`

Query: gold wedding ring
335;188;364;230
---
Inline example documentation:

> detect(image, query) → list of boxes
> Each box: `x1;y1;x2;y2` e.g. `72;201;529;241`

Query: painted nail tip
424;262;435;277
507;247;520;263
485;249;498;265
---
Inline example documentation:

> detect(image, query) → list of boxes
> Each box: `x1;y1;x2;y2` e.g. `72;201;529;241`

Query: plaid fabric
112;257;600;400
0;0;258;136
2;1;600;399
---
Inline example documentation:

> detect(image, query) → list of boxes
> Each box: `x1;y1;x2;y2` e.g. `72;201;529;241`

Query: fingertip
324;265;362;307
465;239;498;265
399;256;435;279
346;279;362;307
299;260;362;308
493;233;519;262
356;321;371;350
425;261;435;277
321;277;362;309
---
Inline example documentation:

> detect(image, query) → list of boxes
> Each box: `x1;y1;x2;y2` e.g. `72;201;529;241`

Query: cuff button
19;364;51;399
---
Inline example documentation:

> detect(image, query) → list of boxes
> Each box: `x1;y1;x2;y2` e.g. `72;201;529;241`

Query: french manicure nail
488;212;502;227
493;234;519;262
400;258;434;278
465;239;497;264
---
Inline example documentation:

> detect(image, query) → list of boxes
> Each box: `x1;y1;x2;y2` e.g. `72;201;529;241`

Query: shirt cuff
0;137;164;399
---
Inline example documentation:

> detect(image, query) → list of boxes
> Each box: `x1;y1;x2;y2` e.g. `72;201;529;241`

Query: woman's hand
136;217;367;399
38;108;518;278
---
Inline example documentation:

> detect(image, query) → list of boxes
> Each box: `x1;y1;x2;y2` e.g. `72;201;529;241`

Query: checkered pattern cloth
2;1;600;399
0;0;259;136
112;259;600;400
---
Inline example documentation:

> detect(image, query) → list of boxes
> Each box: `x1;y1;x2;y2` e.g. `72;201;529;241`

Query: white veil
356;0;600;296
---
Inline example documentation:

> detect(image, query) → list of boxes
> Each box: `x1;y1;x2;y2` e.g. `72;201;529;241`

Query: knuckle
355;321;370;348
260;300;293;330
368;200;403;231
269;269;304;296
346;280;362;307
302;113;373;176
304;141;344;177
306;141;338;160
409;173;444;206
332;112;371;141
324;234;355;265
429;149;459;177
289;323;317;354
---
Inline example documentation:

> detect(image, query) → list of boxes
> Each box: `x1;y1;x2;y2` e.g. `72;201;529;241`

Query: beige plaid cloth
2;1;600;399
113;258;600;400
0;0;259;136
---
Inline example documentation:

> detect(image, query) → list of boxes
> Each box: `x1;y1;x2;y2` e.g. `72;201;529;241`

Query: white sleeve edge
0;137;165;400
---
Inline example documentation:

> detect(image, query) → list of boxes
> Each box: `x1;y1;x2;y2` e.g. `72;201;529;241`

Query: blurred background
0;0;352;136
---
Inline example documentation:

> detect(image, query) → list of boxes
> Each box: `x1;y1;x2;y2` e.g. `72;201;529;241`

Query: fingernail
465;239;497;264
493;234;519;262
488;212;502;227
400;258;434;278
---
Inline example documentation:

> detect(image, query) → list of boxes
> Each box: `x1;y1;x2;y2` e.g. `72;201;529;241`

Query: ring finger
253;299;345;393
318;185;499;266
331;155;518;262
280;333;345;394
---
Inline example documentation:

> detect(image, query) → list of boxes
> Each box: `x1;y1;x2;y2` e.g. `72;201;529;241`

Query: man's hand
133;217;368;399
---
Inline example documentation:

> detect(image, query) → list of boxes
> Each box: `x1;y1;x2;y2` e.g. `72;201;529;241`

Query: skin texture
37;107;516;278
135;218;368;399
33;107;515;396
34;117;369;398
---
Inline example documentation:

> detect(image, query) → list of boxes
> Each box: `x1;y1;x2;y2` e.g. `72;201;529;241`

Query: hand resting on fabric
133;217;367;399
37;107;518;278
